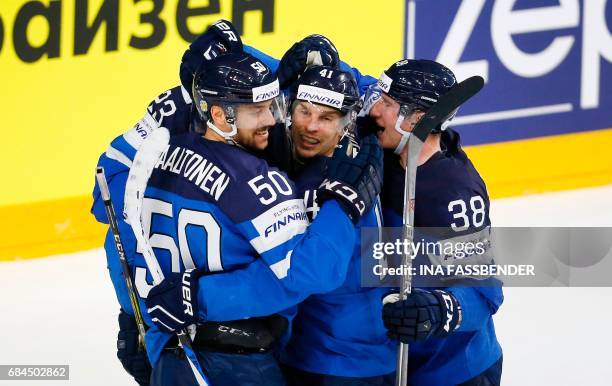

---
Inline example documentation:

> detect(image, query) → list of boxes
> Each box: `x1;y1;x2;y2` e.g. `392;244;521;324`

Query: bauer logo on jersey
377;72;393;93
252;79;280;102
297;85;344;109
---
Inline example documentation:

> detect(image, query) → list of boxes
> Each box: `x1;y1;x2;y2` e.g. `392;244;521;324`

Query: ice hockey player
90;20;375;385
279;66;396;385
169;65;396;385
93;51;383;385
361;59;504;385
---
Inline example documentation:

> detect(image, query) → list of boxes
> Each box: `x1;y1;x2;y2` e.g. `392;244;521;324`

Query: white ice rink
2;185;612;385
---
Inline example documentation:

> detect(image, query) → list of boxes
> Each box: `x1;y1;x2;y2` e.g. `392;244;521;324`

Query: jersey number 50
134;198;222;298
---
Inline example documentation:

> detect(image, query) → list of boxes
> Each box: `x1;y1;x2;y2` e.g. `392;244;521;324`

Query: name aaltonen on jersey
155;145;230;201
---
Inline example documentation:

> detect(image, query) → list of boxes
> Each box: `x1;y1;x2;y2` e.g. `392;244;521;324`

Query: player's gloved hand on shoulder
145;269;203;333
117;310;151;386
382;288;462;343
317;134;383;224
359;83;383;117
277;34;340;89
180;19;244;91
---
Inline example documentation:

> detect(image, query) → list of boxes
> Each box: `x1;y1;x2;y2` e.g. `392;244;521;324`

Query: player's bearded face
369;93;404;149
291;101;343;159
234;101;277;151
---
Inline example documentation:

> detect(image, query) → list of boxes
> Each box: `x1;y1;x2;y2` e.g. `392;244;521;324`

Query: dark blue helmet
192;52;284;144
378;59;456;110
193;52;280;120
289;65;360;115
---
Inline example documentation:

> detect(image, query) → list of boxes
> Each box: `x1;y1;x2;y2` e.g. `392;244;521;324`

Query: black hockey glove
180;19;243;92
277;34;340;89
117;310;151;386
382;289;462;343
356;115;384;140
145;269;203;333
317;134;383;224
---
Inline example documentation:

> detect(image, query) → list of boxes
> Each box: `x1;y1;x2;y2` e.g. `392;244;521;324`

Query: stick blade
412;75;484;141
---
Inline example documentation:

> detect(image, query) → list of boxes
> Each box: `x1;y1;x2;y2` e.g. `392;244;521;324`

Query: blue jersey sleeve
91;86;194;316
197;200;355;321
448;284;503;332
243;44;280;72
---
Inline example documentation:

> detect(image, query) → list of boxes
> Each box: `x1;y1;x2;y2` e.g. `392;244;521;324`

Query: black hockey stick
395;76;485;386
96;167;147;350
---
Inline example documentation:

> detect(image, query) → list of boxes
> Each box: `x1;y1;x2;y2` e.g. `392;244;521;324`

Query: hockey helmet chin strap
206;120;239;145
376;72;411;155
393;105;412;155
206;106;240;147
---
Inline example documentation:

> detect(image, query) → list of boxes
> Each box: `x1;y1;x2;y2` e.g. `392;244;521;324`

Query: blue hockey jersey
380;128;504;385
184;153;396;377
279;156;396;377
96;130;361;366
91;45;376;322
90;43;380;369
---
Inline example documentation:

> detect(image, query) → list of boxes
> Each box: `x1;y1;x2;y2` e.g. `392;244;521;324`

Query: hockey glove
277;34;340;89
117;310;151;386
180;19;243;92
359;83;383;117
145;269;203;333
317;134;383;224
382;289;462;343
356;115;384;140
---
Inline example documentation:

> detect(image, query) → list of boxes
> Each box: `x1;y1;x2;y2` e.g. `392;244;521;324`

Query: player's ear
401;110;426;132
210;105;227;126
412;110;426;124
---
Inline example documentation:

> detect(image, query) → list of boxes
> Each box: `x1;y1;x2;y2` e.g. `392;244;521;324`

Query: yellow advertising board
0;0;610;260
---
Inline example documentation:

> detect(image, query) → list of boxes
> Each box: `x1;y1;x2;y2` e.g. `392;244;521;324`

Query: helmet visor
232;95;286;131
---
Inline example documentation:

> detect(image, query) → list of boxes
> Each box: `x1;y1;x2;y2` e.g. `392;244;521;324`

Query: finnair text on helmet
297;91;342;108
377;73;393;93
252;79;280;102
296;85;345;109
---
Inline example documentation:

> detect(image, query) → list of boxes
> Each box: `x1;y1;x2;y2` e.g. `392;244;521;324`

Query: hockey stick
395;76;485;386
123;127;210;386
96;167;147;350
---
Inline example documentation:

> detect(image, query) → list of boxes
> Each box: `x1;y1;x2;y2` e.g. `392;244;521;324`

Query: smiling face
231;100;277;150
290;101;344;158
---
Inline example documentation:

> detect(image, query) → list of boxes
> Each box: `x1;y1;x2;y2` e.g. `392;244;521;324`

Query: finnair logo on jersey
378;72;392;93
296;85;344;109
264;212;309;237
252;79;280;102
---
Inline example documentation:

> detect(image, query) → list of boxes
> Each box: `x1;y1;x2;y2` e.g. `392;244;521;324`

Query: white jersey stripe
105;145;133;167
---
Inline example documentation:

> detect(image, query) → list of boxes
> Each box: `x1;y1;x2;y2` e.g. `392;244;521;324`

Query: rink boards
0;0;610;259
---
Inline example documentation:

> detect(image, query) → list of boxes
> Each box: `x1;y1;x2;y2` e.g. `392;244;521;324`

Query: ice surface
1;185;611;385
